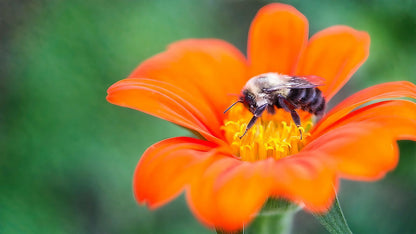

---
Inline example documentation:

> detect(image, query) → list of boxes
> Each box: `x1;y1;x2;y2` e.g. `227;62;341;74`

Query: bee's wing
286;75;325;88
263;75;325;92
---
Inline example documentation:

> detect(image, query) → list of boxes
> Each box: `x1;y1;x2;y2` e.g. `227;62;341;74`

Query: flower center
221;104;313;162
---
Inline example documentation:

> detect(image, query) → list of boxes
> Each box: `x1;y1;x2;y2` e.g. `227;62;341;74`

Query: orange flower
107;3;416;231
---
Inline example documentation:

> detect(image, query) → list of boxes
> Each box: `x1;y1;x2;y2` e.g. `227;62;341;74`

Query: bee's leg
289;110;303;139
278;97;303;139
290;110;303;139
267;105;275;114
239;115;258;139
239;104;267;139
254;103;268;117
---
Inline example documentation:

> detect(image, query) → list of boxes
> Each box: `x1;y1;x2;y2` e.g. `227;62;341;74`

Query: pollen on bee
221;104;313;162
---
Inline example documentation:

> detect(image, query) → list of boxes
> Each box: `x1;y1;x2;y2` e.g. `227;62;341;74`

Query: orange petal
187;154;338;230
187;158;272;231
186;156;240;229
248;3;308;76
296;26;370;101
305;123;401;180
311;81;416;137
107;78;222;143
263;156;337;212
305;100;416;180
134;137;218;209
129;39;248;124
313;100;416;141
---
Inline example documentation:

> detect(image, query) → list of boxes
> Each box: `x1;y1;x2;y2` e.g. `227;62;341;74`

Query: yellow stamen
221;104;313;162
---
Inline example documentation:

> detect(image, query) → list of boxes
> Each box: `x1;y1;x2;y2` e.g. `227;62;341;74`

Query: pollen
221;104;313;162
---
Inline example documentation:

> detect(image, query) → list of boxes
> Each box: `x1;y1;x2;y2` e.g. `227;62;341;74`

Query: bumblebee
224;73;326;139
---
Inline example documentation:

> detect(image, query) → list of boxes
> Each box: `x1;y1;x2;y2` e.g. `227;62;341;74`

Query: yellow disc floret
222;104;313;162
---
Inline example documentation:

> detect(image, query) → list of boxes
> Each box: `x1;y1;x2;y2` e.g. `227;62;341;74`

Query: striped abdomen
286;88;326;116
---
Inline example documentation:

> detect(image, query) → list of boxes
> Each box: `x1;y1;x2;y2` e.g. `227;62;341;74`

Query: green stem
246;209;296;234
216;199;300;234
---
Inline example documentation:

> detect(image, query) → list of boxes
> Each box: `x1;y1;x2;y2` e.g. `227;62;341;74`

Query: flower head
107;3;416;231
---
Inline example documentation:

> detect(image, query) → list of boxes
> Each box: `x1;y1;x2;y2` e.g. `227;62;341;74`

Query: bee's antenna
223;100;242;114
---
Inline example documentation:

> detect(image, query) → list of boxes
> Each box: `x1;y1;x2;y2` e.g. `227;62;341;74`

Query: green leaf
313;195;353;234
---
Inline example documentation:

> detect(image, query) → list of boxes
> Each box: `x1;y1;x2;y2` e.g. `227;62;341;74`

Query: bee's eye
245;93;255;103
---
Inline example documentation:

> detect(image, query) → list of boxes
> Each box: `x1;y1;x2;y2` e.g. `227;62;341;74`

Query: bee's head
223;89;258;115
241;89;258;114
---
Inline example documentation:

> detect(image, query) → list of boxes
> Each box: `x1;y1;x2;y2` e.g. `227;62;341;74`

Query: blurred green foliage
1;0;415;233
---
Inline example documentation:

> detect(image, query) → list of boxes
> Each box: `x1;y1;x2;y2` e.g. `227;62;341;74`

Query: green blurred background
2;0;416;233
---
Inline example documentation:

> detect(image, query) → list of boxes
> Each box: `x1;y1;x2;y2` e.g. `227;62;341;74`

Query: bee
224;73;326;139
